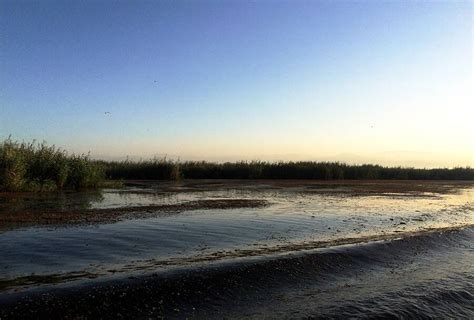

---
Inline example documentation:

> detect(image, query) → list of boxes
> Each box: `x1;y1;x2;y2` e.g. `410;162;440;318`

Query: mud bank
0;199;269;230
124;179;474;197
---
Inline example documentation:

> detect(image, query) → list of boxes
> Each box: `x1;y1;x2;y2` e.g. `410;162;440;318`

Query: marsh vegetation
1;138;473;192
105;160;474;181
0;139;104;192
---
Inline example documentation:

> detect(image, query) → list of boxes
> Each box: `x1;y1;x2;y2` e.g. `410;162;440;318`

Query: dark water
0;227;473;319
0;181;473;318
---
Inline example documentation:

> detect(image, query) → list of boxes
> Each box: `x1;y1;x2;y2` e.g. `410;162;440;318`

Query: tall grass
2;138;473;193
0;139;104;192
105;160;474;181
103;158;180;180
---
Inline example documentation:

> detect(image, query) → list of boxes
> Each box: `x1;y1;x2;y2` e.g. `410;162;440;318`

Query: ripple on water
0;181;473;292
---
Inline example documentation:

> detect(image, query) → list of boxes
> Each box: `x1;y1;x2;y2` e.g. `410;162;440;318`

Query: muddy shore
124;179;473;195
0;199;269;230
1;179;471;230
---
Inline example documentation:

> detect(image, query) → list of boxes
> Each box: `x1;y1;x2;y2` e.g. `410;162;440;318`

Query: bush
0;140;27;191
0;139;105;192
67;155;104;190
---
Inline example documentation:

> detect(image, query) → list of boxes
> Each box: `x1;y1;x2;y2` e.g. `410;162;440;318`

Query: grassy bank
2;139;473;192
0;139;104;192
105;160;474;181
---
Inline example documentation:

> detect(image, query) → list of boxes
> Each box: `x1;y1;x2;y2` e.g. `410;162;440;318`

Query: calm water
0;180;473;318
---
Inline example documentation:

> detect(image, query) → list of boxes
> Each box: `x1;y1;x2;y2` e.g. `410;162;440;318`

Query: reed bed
0;139;104;192
2;138;472;192
105;160;474;181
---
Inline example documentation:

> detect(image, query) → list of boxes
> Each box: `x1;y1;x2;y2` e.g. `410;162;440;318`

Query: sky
1;0;473;167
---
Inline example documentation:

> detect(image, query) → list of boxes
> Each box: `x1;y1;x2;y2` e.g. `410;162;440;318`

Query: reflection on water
0;191;104;213
0;181;473;292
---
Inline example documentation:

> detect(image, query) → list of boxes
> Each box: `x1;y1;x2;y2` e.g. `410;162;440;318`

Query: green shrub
0;140;27;191
67;155;105;190
0;139;104;192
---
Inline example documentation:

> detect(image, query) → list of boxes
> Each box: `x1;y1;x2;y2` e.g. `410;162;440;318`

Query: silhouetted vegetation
0;139;104;192
2;138;472;193
103;158;180;180
105;160;474;181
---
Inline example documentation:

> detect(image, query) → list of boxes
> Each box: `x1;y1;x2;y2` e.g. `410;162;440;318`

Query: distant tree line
2;138;473;192
104;160;474;181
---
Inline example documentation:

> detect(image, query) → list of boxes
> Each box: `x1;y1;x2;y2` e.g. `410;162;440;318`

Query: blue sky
1;1;472;166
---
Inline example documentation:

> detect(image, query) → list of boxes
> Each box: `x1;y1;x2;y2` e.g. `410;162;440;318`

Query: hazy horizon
1;1;473;167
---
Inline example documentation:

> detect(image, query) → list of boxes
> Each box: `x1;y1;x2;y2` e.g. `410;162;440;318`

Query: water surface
0;180;473;318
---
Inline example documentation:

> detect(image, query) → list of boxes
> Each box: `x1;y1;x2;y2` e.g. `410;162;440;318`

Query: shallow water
0;180;473;318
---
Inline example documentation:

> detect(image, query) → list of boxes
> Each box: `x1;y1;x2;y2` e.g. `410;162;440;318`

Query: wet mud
0;199;269;230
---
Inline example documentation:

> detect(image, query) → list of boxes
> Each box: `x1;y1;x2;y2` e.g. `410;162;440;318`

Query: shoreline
2;179;472;230
0;199;269;231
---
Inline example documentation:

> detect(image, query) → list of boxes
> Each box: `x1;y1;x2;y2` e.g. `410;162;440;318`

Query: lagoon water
0;180;473;318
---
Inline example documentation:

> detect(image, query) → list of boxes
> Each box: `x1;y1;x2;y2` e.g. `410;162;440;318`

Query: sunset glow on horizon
1;1;472;167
